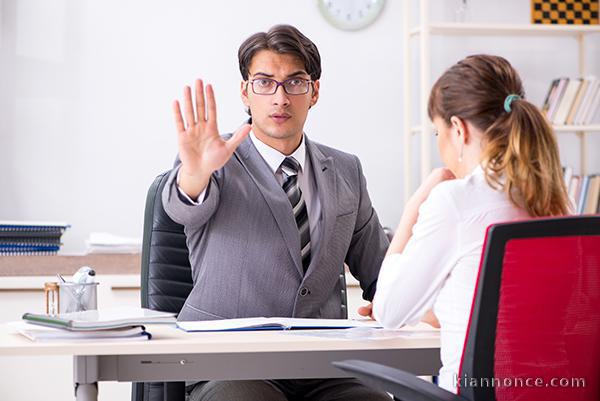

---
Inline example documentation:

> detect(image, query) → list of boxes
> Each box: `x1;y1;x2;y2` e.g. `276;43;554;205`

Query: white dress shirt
177;131;322;249
373;165;529;393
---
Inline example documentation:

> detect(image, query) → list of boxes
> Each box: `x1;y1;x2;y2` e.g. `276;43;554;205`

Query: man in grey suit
162;24;390;401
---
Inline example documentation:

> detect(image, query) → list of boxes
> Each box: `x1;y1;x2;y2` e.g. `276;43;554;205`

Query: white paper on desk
86;232;142;254
177;317;382;332
9;321;151;342
289;327;440;340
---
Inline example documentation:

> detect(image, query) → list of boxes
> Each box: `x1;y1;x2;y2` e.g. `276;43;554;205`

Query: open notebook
177;317;382;332
22;307;176;331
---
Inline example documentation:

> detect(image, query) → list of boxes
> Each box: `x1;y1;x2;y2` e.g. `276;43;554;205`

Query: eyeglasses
247;78;313;95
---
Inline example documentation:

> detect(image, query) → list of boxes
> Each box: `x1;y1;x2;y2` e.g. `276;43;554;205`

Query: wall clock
318;0;386;31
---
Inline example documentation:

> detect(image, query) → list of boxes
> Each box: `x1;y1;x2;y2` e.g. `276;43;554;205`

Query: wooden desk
0;323;441;401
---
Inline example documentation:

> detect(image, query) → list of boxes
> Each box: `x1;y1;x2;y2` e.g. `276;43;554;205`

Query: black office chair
334;216;600;401
131;171;193;401
132;170;352;401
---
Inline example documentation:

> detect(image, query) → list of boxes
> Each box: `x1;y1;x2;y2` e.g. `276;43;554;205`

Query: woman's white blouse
373;166;529;393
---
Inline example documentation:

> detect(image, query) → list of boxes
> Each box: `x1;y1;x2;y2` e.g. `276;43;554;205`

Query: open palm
173;79;251;179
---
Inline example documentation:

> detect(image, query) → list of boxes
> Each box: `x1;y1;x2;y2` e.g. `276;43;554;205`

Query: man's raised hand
173;79;251;199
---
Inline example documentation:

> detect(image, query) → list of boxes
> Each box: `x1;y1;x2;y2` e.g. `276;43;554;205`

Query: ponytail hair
483;97;569;216
428;54;570;217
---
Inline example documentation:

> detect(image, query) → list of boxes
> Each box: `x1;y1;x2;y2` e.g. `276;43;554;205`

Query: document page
177;317;382;332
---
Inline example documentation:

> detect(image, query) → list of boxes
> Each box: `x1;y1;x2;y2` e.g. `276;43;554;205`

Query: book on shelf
0;221;70;255
565;171;600;215
573;77;594;124
541;78;559;116
567;175;581;211
22;307;176;331
577;175;591;215
10;321;151;342
542;76;600;126
583;176;600;214
566;79;589;125
545;77;568;121
553;78;581;125
176;317;382;332
583;82;600;125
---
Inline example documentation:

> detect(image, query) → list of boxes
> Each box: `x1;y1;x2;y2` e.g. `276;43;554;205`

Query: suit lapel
305;139;337;277
236;137;304;276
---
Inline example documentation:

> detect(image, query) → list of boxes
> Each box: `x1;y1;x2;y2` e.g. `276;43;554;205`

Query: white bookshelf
402;0;600;203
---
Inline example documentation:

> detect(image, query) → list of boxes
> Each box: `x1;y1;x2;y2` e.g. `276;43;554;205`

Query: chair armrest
333;360;465;401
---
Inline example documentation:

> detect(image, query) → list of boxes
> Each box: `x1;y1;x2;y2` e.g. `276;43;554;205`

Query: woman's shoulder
428;166;507;212
429;172;478;200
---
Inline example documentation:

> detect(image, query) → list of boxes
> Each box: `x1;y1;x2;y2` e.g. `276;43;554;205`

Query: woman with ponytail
371;54;570;393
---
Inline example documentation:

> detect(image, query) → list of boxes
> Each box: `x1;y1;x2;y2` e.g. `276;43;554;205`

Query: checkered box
531;0;599;24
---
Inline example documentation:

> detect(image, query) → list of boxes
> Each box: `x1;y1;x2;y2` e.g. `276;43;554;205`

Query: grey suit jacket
162;134;389;321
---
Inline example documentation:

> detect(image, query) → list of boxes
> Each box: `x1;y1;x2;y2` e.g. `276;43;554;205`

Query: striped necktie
281;157;311;273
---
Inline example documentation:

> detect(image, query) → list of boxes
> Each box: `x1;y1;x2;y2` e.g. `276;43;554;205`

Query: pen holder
57;282;98;314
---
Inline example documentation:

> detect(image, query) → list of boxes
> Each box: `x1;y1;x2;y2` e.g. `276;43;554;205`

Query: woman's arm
387;168;456;255
384;169;456;327
373;171;460;329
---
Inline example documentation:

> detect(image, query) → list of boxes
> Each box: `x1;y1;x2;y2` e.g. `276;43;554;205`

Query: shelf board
410;23;600;37
553;124;600;132
410;125;600;135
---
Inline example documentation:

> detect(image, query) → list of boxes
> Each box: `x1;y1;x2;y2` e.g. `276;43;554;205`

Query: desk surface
0;323;440;357
0;323;442;400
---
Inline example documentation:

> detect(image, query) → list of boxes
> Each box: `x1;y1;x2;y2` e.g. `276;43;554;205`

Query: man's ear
310;80;320;108
449;116;468;144
240;80;250;107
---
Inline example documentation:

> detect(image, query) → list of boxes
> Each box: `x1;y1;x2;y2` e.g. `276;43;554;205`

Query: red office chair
334;216;600;401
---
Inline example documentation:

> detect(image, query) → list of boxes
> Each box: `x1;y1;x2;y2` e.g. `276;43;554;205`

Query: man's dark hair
238;25;321;81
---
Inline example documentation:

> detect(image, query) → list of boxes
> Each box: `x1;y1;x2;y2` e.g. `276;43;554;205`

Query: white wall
0;0;598;252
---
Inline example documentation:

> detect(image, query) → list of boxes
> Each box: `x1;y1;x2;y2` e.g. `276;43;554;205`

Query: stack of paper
11;321;151;342
85;232;142;254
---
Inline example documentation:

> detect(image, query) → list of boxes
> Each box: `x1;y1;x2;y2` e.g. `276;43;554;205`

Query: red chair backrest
458;216;600;401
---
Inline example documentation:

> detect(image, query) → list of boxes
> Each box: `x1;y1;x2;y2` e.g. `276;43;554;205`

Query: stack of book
0;221;70;255
18;307;176;342
563;167;600;214
11;321;153;342
542;77;600;125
